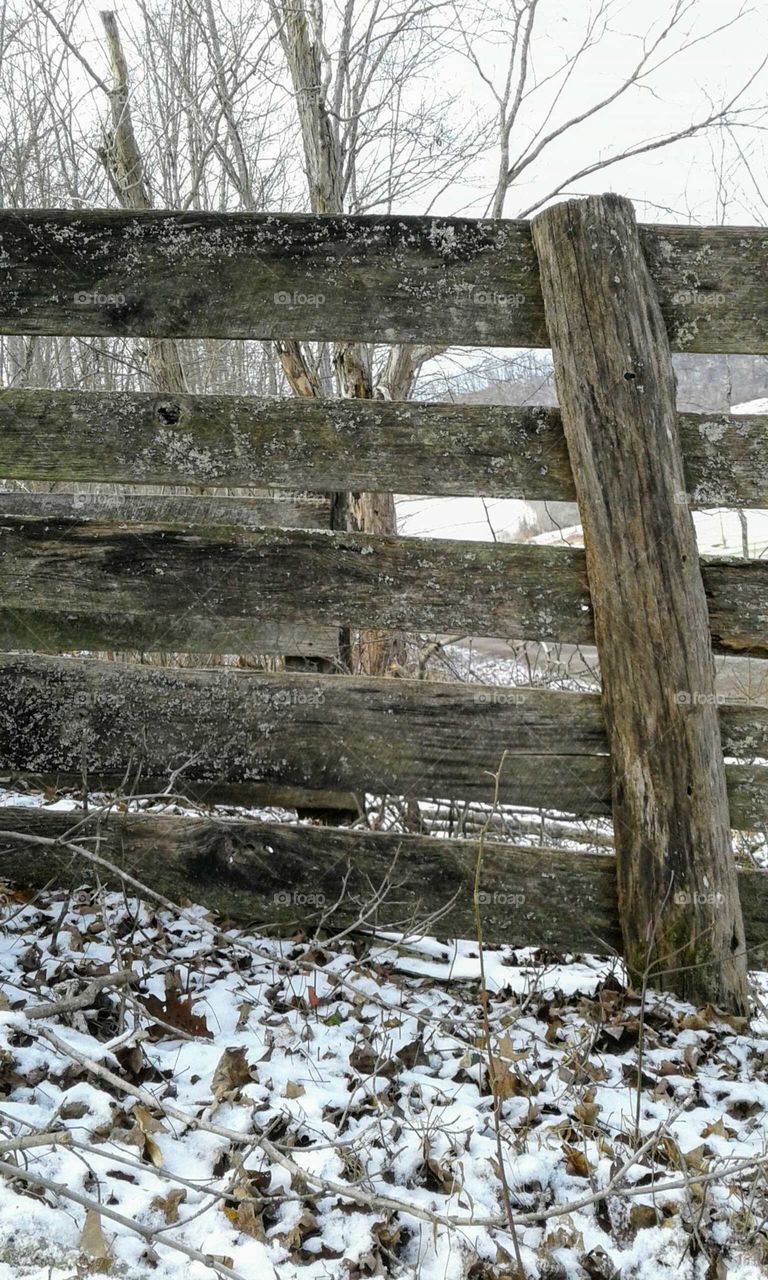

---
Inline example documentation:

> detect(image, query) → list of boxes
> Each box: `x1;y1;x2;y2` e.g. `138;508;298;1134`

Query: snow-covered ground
1;889;767;1280
732;400;768;415
398;494;768;558
530;509;768;558
397;495;535;543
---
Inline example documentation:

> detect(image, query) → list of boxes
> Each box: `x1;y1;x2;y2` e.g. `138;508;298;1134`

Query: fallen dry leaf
142;971;212;1039
151;1187;186;1224
223;1200;266;1240
79;1208;112;1271
563;1143;591;1177
125;1104;166;1168
211;1046;252;1100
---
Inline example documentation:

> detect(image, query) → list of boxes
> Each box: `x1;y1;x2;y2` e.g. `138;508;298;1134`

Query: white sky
449;0;768;223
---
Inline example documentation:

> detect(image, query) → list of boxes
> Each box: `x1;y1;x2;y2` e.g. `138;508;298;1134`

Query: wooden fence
0;195;766;1010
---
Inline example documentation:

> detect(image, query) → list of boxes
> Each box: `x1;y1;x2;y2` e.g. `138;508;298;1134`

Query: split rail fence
0;194;766;1009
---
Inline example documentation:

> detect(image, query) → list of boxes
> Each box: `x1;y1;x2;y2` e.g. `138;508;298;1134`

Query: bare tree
450;0;766;220
266;0;491;673
98;9;187;394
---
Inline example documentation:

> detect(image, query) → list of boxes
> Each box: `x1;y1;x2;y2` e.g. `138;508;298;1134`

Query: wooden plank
0;391;766;506
0;655;764;825
0;490;331;529
0;517;763;657
2;766;764;830
679;412;768;507
0;808;766;957
0;210;766;351
0;775;360;814
533;192;748;1011
0;390;570;498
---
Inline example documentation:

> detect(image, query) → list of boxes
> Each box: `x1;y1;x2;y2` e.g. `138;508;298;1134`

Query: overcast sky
446;0;768;224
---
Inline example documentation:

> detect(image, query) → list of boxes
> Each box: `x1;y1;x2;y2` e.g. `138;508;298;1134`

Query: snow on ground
732;400;768;415
398;491;768;558
397;495;535;542
529;511;768;558
0;889;767;1280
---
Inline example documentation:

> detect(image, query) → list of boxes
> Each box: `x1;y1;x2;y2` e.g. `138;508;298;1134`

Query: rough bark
270;2;405;676
98;11;187;395
532;194;749;1011
329;340;407;674
273;1;343;217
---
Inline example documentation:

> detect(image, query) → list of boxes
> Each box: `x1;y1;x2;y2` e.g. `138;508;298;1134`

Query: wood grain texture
0;390;570;498
0;210;766;350
1;390;766;505
0;490;331;529
0;516;762;656
0;655;764;825
533;193;748;1011
0;808;766;958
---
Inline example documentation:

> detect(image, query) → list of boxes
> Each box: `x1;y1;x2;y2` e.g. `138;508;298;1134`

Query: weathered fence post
531;193;748;1013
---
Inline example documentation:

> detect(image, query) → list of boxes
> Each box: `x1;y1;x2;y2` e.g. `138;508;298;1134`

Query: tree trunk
99;11;187;395
273;0;405;676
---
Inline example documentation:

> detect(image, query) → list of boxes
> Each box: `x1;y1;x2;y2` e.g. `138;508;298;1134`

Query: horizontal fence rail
1;211;767;351
0;489;331;529
1;391;767;506
0;517;764;657
1;809;768;954
0;775;361;814
0;657;765;825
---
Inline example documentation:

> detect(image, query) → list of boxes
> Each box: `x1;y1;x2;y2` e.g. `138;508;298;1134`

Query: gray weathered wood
533;193;748;1011
0;654;764;825
1;390;765;505
0;808;766;959
0;390;567;497
0;517;763;656
0;490;330;529
680;412;768;507
0;210;766;351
